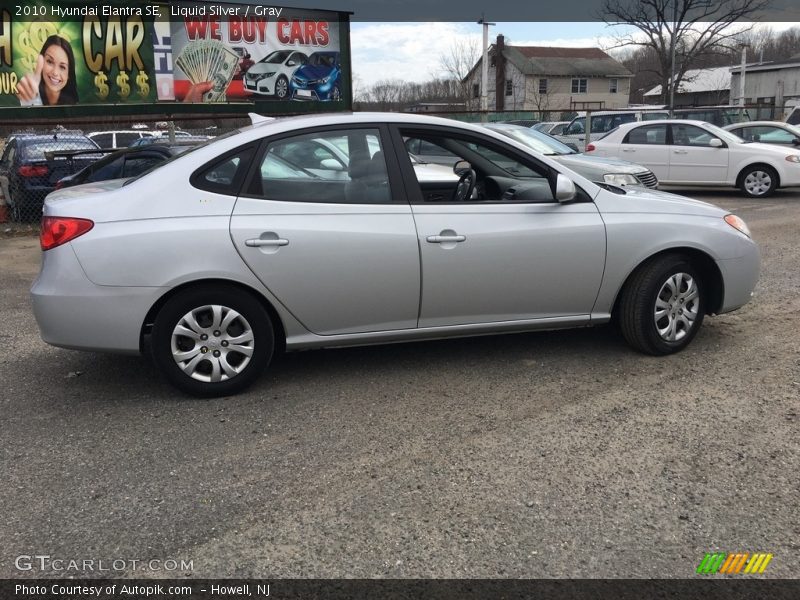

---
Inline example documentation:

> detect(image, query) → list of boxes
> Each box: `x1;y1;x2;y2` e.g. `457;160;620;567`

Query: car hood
555;153;648;174
595;185;727;217
248;63;280;75
294;64;333;80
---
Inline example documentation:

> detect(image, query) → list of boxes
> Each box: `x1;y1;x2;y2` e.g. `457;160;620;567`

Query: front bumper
244;77;275;95
716;240;761;314
31;243;165;354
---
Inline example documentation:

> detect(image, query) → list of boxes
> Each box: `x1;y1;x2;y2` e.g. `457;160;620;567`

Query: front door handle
621;148;635;152
427;234;466;243
245;238;289;247
673;150;689;155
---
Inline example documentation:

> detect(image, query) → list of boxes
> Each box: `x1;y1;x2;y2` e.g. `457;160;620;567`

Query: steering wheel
452;169;476;202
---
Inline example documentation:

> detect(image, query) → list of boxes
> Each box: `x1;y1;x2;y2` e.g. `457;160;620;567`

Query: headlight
785;155;800;163
264;72;276;78
321;74;332;84
724;214;751;238
603;173;639;186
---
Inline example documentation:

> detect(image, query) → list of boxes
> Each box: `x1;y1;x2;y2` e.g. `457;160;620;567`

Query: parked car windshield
490;126;577;155
261;51;291;64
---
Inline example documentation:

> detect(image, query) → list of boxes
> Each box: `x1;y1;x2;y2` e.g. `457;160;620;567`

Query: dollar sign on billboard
17;23;61;73
117;72;130;99
95;72;109;100
136;71;150;99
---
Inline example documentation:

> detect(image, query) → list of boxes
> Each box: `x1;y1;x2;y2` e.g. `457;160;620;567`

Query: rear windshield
22;140;98;160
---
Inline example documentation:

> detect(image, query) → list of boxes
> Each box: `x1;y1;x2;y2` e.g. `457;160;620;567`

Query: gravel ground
0;189;798;579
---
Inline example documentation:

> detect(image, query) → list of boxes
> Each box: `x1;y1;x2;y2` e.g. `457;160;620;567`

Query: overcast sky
350;21;798;88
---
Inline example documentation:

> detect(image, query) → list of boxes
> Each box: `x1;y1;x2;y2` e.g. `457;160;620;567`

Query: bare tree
438;37;480;104
602;0;769;105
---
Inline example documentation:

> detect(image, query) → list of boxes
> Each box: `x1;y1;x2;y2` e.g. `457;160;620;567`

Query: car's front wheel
274;76;289;100
151;286;274;397
618;254;704;355
739;165;777;198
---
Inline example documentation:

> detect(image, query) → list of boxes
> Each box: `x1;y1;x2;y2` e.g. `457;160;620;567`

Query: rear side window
191;144;257;195
116;132;140;147
91;133;113;148
623;124;667;145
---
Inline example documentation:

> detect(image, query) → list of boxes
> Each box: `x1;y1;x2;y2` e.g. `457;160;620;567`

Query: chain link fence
0;114;250;225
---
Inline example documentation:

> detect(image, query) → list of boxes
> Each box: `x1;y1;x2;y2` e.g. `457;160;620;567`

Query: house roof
730;58;800;73
504;46;633;78
464;44;632;81
643;66;732;97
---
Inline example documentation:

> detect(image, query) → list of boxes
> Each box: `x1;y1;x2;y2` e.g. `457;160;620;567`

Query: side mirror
555;173;577;203
709;138;723;148
453;160;471;176
287;61;296;67
320;158;345;171
792;137;800;146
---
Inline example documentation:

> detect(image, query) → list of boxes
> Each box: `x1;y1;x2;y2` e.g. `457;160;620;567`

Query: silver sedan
32;113;760;397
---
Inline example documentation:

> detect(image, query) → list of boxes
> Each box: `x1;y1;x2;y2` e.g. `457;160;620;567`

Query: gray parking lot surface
1;189;798;579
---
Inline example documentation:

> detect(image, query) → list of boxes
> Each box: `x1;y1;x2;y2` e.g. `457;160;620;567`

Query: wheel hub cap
654;273;699;342
170;305;255;383
744;171;771;195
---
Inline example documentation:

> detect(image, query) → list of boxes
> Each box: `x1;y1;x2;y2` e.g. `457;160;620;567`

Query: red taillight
40;217;94;251
19;165;49;177
585;144;596;152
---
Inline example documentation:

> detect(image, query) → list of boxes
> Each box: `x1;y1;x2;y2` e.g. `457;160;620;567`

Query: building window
538;79;547;94
505;79;513;96
572;78;587;94
472;83;480;99
609;78;618;93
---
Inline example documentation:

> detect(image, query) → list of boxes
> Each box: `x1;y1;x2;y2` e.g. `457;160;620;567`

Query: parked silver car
484;123;659;188
32;113;760;397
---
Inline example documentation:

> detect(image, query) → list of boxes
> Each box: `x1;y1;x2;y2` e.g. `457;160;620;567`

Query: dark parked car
0;133;100;221
289;51;341;101
56;143;198;189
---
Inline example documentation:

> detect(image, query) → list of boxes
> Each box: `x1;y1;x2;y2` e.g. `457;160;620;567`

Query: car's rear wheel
151;286;274;397
739;165;777;197
275;76;289;100
618;254;704;355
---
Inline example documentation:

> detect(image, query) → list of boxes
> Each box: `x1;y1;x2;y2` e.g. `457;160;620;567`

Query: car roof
724;121;791;128
611;119;710;131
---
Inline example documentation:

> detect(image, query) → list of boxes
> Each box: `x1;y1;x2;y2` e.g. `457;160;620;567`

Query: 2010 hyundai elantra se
31;113;760;397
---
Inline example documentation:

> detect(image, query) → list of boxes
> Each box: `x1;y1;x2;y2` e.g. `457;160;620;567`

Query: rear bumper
30;243;166;354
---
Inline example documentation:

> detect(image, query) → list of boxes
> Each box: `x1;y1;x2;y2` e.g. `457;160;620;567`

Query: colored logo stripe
697;553;773;574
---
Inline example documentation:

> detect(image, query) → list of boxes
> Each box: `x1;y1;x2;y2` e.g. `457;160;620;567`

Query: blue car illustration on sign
289;52;342;101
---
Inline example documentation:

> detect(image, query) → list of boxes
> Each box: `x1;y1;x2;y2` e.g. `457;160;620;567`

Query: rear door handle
427;235;466;243
673;150;689;155
621;148;635;152
245;238;289;247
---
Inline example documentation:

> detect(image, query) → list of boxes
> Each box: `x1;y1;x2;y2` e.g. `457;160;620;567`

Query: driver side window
399;129;554;204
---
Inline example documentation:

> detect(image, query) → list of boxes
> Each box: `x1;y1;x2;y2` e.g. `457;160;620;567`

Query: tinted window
87;156;124;182
623;124;667;145
123;156;163;177
192;145;256;195
116;132;141;147
90;133;113;148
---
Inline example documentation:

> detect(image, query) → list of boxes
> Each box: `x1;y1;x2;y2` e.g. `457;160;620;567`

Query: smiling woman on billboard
16;35;80;106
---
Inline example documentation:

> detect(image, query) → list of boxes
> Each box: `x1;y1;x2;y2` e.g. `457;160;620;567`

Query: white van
555;108;670;149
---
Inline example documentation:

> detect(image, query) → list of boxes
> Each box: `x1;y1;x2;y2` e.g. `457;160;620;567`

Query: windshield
703;123;747;145
491;126;575;155
309;53;336;67
261;51;291;64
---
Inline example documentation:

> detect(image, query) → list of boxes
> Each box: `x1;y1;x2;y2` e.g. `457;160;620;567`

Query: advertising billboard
0;1;350;111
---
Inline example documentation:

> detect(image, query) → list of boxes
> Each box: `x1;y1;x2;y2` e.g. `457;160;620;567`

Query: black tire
618;254;705;355
274;75;289;100
739;165;778;198
151;285;274;397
